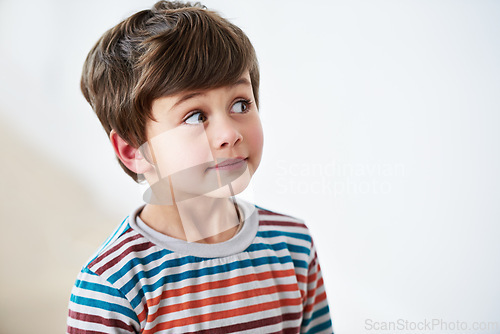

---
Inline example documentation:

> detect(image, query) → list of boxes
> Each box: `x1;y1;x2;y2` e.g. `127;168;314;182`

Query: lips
208;157;247;170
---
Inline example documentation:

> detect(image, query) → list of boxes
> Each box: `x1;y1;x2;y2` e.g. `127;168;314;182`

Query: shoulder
252;204;317;275
81;212;157;280
256;204;309;232
255;204;313;247
69;216;144;331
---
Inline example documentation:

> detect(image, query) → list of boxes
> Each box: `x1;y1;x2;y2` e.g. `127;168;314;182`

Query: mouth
207;157;247;171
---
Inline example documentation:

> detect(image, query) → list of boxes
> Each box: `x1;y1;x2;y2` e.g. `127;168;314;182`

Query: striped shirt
67;199;333;333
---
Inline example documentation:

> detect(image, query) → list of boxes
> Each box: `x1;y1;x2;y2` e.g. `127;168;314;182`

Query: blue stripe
75;279;124;299
257;230;312;243
109;250;203;285
254;204;269;211
82;267;98;276
247;241;311;256
127;254;295;308
308;318;333;333
293;258;308;269
70;295;139;323
302;305;331;327
287;243;311;255
108;248;173;284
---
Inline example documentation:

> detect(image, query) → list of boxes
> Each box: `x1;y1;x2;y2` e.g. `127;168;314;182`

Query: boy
68;1;333;333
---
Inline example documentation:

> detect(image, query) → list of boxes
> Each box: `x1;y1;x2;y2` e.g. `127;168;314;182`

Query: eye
231;100;251;114
184;111;206;125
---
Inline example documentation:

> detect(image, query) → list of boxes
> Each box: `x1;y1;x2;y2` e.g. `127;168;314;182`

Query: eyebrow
172;92;204;109
171;77;251;109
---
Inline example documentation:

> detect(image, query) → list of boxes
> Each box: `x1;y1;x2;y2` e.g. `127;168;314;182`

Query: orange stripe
295;273;307;283
304;290;327;313
302;275;326;313
137;305;147;323
307;270;318;283
144;297;303;333
148;283;299;323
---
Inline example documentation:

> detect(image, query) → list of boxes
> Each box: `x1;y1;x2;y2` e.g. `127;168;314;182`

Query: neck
139;196;241;244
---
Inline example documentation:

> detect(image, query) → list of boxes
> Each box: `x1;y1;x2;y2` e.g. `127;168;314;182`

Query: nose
209;115;243;150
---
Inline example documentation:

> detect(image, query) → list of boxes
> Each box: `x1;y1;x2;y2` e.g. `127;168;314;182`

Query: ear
109;129;152;174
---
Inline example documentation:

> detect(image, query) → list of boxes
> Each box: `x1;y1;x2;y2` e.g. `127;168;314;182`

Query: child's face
140;71;263;201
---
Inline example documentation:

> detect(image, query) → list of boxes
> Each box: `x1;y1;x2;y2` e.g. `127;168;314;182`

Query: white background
1;0;499;333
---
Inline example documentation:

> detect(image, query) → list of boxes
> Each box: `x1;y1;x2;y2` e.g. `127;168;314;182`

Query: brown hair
81;1;260;182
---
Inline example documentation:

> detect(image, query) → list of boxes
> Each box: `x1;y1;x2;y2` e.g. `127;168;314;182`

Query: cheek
150;127;214;176
246;117;264;163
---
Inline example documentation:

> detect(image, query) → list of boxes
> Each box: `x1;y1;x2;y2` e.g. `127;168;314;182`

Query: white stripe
259;213;305;224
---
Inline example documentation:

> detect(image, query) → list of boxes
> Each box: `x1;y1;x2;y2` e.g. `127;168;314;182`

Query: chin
204;170;252;198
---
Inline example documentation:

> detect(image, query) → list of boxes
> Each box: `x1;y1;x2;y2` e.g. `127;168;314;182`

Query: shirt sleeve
300;242;334;334
67;267;140;334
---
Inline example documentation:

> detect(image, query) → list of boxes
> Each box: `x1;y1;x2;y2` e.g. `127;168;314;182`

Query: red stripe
68;310;135;332
258;209;287;216
94;241;156;275
260;220;307;228
184;311;303;334
67;326;107;334
89;228;138;267
269;322;305;334
308;252;318;271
